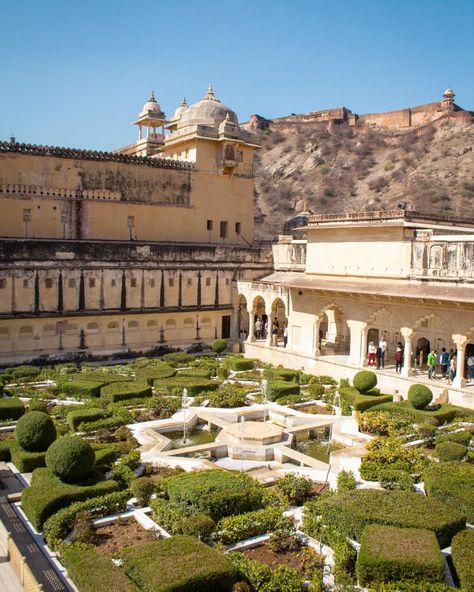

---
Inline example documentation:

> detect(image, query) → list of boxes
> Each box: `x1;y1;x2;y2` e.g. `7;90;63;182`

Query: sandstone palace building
1;87;474;406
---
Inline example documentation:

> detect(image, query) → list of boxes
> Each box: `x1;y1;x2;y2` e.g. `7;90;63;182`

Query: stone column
401;327;414;377
314;317;321;356
247;311;255;343
347;320;367;367
452;335;467;388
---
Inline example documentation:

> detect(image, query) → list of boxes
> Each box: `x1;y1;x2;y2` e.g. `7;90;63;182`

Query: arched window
43;324;55;336
0;327;10;339
66;323;78;335
183;317;194;328
201;317;211;327
19;325;33;336
108;322;119;332
86;322;99;333
128;320;139;331
147;320;158;328
165;319;176;329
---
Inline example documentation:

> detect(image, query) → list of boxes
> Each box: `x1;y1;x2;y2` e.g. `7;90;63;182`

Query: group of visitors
254;317;288;348
367;336;388;369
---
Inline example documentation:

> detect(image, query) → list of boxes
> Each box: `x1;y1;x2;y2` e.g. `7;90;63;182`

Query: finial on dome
208;82;214;97
182;97;187;107
149;90;156;102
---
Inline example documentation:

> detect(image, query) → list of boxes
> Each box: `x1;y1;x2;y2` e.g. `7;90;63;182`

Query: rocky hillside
253;119;474;240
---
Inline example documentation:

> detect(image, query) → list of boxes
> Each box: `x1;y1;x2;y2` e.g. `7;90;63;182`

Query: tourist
448;355;456;384
467;353;474;381
367;341;377;366
283;324;288;348
395;342;403;374
262;319;267;340
255;317;262;339
427;350;437;379
440;347;450;378
378;335;387;368
271;322;279;346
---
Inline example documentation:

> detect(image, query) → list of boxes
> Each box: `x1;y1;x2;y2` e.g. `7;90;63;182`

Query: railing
0;522;44;592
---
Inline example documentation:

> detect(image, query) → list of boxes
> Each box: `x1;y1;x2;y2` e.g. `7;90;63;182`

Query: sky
1;0;473;151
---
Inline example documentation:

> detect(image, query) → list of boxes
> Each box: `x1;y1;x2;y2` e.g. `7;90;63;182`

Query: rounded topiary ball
408;384;433;410
15;411;57;452
353;370;377;394
45;436;95;482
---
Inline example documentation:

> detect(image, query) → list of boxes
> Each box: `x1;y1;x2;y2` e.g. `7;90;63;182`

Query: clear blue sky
1;0;473;151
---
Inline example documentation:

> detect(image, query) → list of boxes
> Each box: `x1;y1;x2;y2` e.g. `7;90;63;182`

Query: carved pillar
347;320;368;367
401;327;414;377
197;272;202;308
247;310;256;343
452;335;467;388
78;271;85;311
314;317;321;356
214;272;219;307
11;273;16;314
99;270;105;310
34;271;39;315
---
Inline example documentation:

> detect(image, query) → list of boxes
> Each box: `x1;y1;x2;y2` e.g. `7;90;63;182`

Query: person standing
378;335;387;369
283;324;288;348
427;350;437;379
367;341;377;367
255;317;262;340
440;348;450;379
467;353;474;381
271;322;279;347
449;355;456;384
395;342;403;374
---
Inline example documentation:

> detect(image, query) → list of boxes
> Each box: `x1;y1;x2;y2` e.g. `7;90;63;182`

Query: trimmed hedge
307;383;325;398
424;462;474;523
15;411;56;451
435;430;472;446
46;436;95;482
11;365;41;381
10;440;46;472
157;376;219;396
92;443;122;469
212;339;228;354
67;407;108;431
435;441;467;461
100;381;152;403
176;368;212;379
451;529;474;592
214;506;284;545
0;397;25;420
339;387;393;412
266;380;300;401
356;524;444;586
162;352;194;367
76;372;131;384
121;535;236;592
408;384;433;410
162;470;264;521
224;357;255;372
135;366;176;385
43;490;129;550
62;546;135;592
0;439;12;461
76;414;130;433
353;370;377;394
263;367;300;382
379;468;414;491
315;489;465;548
60;380;105;398
21;467;119;531
369;401;457;425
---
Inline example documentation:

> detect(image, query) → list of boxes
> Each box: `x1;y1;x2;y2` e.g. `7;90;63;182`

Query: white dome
139;91;163;117
179;84;239;127
443;88;455;97
173;97;188;119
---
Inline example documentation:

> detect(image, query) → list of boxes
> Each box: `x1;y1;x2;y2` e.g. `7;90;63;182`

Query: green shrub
131;476;155;507
353;370;377;393
314;489;465;548
307;383;325;398
359;435;427;481
15;411;57;451
162;470;264;520
76;371;131;384
309;375;338;386
206;384;248;408
408;384;433;410
263;367;300;382
28;400;49;413
276;473;313;505
0;397;25;420
276;392;316;405
0;439;12;461
157;376;219;396
11;365;41;382
100;381;152;403
177;368;212;379
162;352;194;367
340;387;393;412
217;367;230;379
77;413;131;433
62;546;135;592
424;462;474;523
367;583;455;592
369;401;456;425
266;380;300;401
337;470;357;493
212;339;228;355
9;440;47;472
43;491;129;550
67;407;108;431
151;497;186;534
214;506;284;545
147;396;181;419
435;440;467;461
451;528;474;592
181;513;215;542
46;436;95;482
225;358;255;372
435;429;472;446
61;380;105;398
135;366;176;385
356;525;445;586
121;535;236;592
21;467;119;531
92;443;122;469
379;468;414;491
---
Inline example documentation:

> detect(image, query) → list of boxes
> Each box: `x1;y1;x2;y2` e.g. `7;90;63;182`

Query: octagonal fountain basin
160;427;219;449
219;421;284;447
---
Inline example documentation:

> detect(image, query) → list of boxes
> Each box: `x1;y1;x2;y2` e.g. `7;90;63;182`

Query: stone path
0;464;73;592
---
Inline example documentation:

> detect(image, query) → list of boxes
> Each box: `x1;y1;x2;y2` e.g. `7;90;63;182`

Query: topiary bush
212;339;228;355
15;411;57;452
213;506;284;545
337;470;357;493
379;468;414;491
177;368;212;379
224;357;255;372
266;380;300;401
100;381;152;403
276;473;313;505
424;462;474;522
263;367;300;382
28;400;49;413
157;376;219;396
353;370;377;394
162;352;194;367
356;525;445;586
435;441;467;462
67;408;109;432
61;379;105;398
435;430;472;447
46;436;95;482
205;384;248;408
181;514;215;543
307;383;325;398
451;528;474;592
0;397;25;420
135;366;176;385
9;440;47;472
11;365;41;382
408;384;433;410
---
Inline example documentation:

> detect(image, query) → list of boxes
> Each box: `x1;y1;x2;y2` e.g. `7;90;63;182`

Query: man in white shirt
255;318;262;339
378;336;387;369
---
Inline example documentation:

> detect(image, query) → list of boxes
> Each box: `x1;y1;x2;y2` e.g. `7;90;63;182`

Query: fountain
261;378;268;422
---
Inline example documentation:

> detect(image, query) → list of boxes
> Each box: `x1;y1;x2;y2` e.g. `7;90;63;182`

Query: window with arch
66;323;79;334
201;317;211;327
165;319;176;329
19;325;33;336
108;322;119;332
147;320;158;328
43;324;55;336
0;327;10;339
86;322;99;333
128;320;139;331
183;318;194;328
